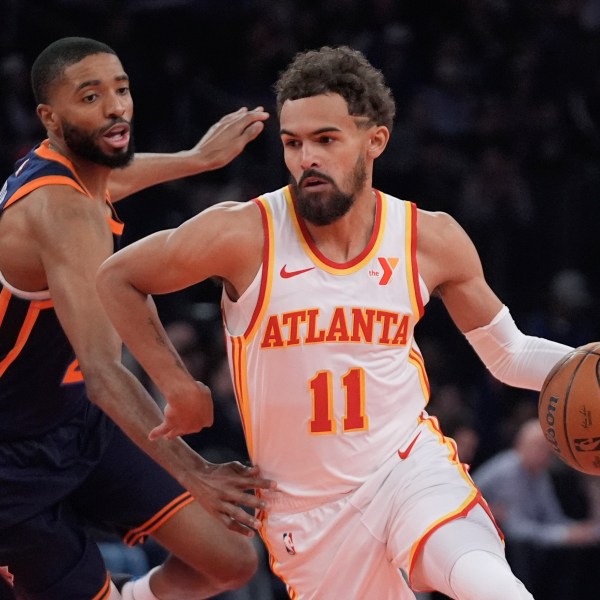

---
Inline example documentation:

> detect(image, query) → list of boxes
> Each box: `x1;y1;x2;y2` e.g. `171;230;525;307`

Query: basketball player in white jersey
98;46;575;599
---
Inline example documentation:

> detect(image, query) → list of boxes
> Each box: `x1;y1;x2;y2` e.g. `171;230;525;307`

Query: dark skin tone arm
0;60;274;533
7;185;272;533
107;107;268;201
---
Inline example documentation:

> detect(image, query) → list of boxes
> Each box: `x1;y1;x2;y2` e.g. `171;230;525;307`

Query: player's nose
105;93;128;118
300;144;320;171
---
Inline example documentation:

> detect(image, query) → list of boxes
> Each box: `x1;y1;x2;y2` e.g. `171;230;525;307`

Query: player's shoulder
185;199;263;245
22;184;108;252
2;147;84;209
417;207;459;226
415;208;481;289
201;199;262;222
27;181;93;214
14;142;79;187
417;209;468;247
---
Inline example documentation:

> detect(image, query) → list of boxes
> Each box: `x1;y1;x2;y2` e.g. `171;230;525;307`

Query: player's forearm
108;150;209;202
96;264;201;404
464;306;573;390
85;361;209;479
108;107;269;202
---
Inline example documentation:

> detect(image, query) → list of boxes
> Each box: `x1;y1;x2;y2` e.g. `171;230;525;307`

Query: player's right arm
97;200;263;439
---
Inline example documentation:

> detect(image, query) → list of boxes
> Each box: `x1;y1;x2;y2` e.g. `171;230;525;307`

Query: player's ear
37;104;60;133
367;125;389;159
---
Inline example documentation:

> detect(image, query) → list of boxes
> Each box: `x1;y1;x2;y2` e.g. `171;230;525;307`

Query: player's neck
304;189;377;263
47;140;111;200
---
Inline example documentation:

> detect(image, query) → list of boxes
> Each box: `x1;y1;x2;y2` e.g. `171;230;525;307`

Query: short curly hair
31;37;117;104
274;46;396;131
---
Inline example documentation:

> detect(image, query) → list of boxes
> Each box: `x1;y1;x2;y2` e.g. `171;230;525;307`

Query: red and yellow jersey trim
405;201;424;320
230;197;275;458
228;335;254;456
408;345;430;402
285;186;387;275
225;197;276;458
406;414;504;588
244;198;275;341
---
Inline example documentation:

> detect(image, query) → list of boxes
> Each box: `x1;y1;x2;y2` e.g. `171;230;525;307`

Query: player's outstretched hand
149;381;214;441
189;106;269;172
186;462;276;536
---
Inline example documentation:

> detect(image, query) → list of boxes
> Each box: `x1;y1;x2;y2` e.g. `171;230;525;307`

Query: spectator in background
473;418;600;600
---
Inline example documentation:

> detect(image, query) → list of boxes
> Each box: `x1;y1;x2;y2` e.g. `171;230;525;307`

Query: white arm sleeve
464;305;574;391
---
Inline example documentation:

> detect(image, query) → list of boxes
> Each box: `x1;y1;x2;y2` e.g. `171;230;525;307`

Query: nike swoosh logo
280;265;316;279
397;431;422;460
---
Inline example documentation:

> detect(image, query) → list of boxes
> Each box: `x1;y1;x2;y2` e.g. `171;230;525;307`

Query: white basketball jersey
222;186;431;507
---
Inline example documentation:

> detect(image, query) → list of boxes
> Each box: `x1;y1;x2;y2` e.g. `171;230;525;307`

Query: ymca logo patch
368;257;399;285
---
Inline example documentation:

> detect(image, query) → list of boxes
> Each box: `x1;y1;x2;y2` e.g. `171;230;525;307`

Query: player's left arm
417;209;573;390
97;201;262;437
108;107;268;201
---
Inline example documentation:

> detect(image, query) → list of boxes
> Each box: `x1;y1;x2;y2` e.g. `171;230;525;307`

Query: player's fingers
223;515;255;537
228;463;276;490
218;107;248;125
239;108;269;125
240;121;265;141
230;462;260;475
239;488;271;511
251;476;276;491
148;422;175;440
228;504;262;530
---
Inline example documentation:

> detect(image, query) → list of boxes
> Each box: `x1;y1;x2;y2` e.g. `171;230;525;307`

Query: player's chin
106;148;135;169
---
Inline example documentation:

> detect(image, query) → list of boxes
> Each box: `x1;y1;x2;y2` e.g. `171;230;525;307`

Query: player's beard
291;155;367;226
62;118;134;168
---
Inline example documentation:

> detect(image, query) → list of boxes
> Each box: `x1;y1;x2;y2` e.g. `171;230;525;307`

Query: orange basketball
538;342;600;475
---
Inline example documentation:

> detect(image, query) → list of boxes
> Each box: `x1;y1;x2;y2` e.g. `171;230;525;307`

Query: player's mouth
102;123;131;149
301;176;331;191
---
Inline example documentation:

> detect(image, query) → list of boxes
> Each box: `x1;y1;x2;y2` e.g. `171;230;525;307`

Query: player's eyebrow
76;73;129;91
280;126;342;136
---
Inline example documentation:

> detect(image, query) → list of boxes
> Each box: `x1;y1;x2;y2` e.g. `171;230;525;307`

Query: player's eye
82;93;98;103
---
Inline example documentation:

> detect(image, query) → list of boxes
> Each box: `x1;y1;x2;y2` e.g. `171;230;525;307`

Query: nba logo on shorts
283;532;296;555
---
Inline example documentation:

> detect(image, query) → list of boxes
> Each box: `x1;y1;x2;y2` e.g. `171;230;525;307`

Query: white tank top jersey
222;185;432;510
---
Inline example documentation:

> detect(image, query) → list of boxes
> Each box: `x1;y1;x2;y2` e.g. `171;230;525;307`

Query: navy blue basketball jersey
0;140;124;441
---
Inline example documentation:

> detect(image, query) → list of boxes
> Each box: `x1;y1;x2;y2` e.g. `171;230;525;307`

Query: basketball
538;342;600;475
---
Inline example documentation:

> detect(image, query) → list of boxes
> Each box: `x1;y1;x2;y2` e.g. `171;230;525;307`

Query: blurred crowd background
2;1;600;598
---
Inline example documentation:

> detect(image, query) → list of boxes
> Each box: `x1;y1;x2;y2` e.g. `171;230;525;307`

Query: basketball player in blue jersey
0;37;275;600
98;46;577;599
